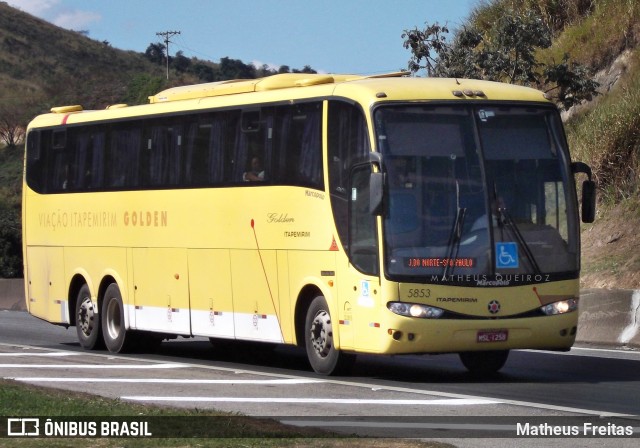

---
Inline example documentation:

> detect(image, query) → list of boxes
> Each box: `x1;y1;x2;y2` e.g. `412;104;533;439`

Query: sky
7;0;477;75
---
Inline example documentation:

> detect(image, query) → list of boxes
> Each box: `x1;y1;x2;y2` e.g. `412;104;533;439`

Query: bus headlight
540;298;578;315
387;302;444;319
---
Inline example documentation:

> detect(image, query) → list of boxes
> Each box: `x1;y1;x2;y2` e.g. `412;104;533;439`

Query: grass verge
0;379;452;448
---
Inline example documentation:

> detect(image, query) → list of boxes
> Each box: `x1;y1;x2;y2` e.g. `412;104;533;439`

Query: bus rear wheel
304;295;354;375
101;283;131;353
75;284;103;350
459;350;509;376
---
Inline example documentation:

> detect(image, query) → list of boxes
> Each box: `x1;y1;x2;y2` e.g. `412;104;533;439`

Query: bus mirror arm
580;179;596;223
571;161;592;180
571;162;596;223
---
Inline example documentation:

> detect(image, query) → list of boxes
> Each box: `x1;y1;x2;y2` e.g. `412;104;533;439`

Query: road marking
6;377;323;385
121;396;501;405
0;363;187;369
323;378;636;417
1;342;634;417
0;352;80;357
523;347;640;358
281;420;515;431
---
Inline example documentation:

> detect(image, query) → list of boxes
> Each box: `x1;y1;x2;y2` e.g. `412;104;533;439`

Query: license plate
477;329;509;343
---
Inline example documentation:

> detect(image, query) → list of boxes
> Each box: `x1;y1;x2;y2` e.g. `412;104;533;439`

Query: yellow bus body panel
23;74;577;358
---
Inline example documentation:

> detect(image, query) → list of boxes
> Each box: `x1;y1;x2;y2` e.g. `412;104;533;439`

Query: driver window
349;164;379;275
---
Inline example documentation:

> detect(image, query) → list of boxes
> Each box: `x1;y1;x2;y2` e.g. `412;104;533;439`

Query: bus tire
304;295;355;375
75;284;103;350
459;350;509;376
101;283;130;353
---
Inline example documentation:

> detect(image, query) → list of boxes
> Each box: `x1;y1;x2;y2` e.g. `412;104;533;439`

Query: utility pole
156;30;181;80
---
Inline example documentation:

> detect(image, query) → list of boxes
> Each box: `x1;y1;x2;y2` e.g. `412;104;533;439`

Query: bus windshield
376;104;579;284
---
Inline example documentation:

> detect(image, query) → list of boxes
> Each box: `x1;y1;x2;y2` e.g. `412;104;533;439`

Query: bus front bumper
353;312;578;355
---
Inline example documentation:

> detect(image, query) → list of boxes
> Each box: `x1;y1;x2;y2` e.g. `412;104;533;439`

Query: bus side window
26;130;44;193
235;109;266;183
328;100;371;252
268;102;322;188
183;111;240;186
71;130;106;191
107;126;142;188
349;164;379;275
50;130;73;191
184;122;211;186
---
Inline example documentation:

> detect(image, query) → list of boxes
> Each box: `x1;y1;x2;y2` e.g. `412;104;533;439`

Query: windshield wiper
496;206;541;275
442;207;467;278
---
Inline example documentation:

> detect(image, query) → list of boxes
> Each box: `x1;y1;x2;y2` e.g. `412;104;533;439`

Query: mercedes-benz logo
488;300;501;314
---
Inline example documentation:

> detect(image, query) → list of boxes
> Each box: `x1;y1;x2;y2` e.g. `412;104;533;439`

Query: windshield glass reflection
376;105;578;285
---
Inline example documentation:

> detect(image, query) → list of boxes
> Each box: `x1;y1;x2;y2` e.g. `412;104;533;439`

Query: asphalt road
1;310;639;447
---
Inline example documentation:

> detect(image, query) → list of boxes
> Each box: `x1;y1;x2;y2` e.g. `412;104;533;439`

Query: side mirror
369;172;384;216
572;162;597;223
581;180;596;223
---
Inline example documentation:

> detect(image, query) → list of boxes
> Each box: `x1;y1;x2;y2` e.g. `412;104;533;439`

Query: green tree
402;9;599;110
190;62;216;82
125;74;166;105
171;50;191;73
144;42;166;65
0;94;43;148
293;65;317;74
218;57;256;80
0;202;22;278
0;109;24;148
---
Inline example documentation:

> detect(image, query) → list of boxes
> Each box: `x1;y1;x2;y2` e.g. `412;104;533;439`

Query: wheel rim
105;297;122;341
77;296;96;337
310;310;333;358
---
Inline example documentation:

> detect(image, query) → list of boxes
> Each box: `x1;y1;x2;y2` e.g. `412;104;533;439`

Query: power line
156;30;181;80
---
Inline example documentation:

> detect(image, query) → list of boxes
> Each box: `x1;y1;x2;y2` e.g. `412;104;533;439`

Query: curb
577;288;640;349
0;279;26;312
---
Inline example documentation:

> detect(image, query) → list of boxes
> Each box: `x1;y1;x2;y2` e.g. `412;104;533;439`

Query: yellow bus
22;72;596;375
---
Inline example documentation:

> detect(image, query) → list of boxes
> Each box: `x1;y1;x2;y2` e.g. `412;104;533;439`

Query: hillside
464;0;640;289
540;0;640;289
0;2;201;111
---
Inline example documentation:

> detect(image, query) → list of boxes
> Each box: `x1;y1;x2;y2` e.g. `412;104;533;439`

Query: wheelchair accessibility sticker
496;242;519;269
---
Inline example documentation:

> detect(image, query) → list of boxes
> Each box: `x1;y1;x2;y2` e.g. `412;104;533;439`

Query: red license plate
477;329;509;343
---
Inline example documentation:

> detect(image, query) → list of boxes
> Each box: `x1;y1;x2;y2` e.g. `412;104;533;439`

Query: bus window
328;101;370;252
71;130;105;190
349;164;379;275
25;130;43;193
49;130;73;191
143;122;183;187
107;126;142;188
272;102;323;188
191;111;241;185
377;104;579;281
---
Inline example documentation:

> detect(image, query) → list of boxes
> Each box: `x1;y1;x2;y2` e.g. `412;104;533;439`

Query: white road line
121;397;501;405
0;352;81;357
281;420;515;431
324;378;636;417
1;342;634;417
540;347;640;356
6;378;323;385
0;363;188;369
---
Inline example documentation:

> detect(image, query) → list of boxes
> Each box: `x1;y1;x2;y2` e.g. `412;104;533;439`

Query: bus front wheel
459;350;509;376
75;284;103;350
304;295;354;375
101;283;130;353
